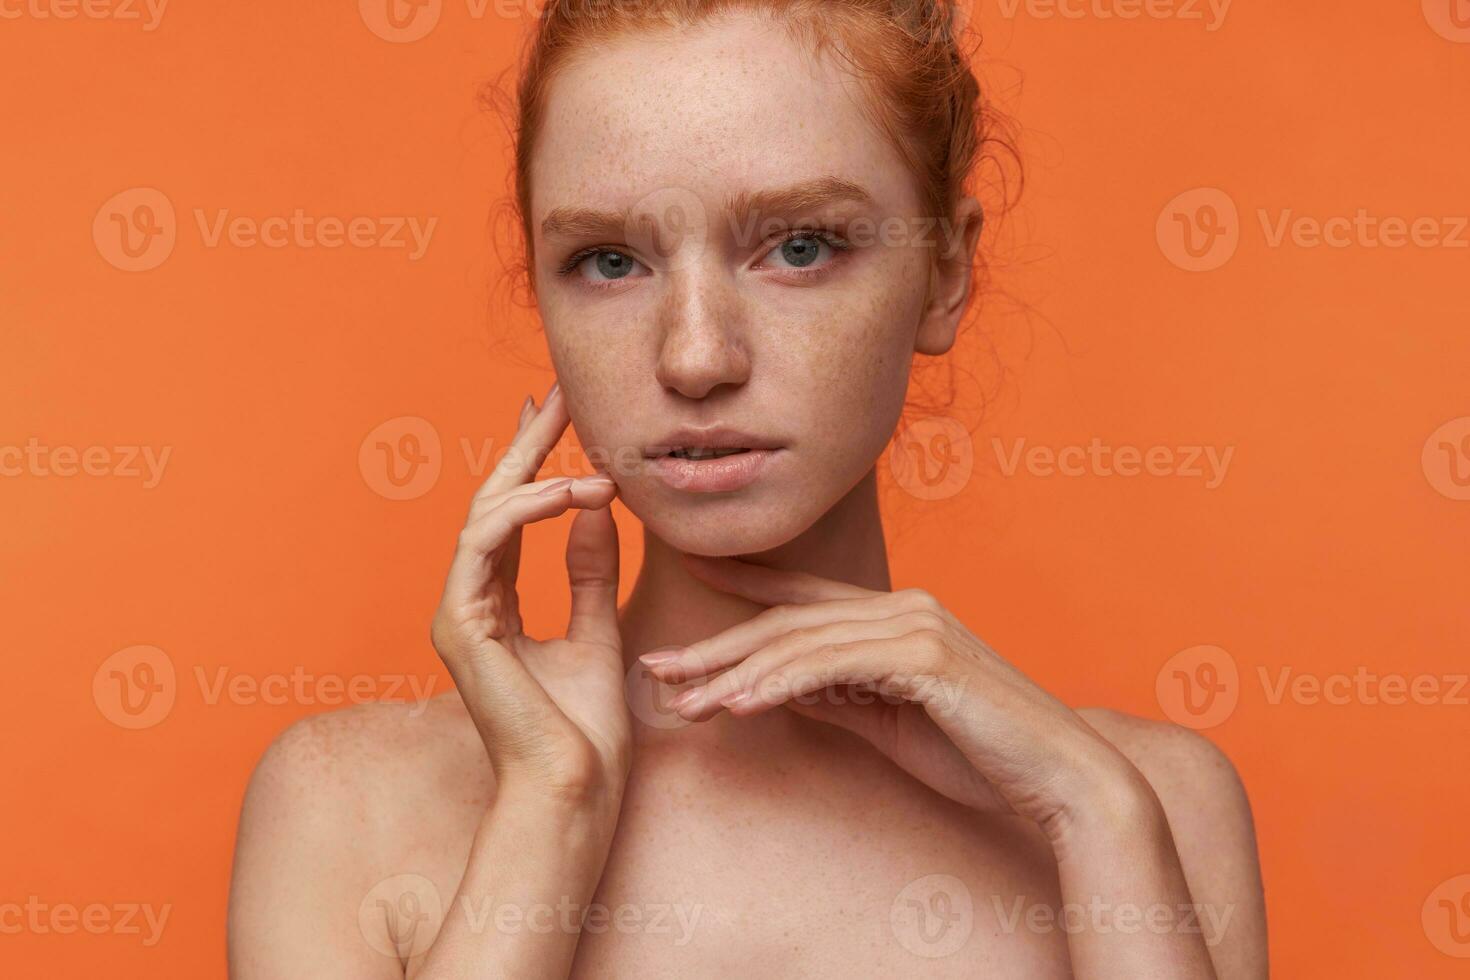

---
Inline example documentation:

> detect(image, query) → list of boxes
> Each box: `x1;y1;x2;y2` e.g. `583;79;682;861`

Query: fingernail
668;689;701;712
638;646;684;667
578;473;615;487
538;478;574;495
721;691;752;709
546;380;561;403
517;395;534;430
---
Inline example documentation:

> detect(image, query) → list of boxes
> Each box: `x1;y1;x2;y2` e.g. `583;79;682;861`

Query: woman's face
528;11;974;556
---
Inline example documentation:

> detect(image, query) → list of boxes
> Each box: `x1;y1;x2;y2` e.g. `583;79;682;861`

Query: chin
620;481;819;557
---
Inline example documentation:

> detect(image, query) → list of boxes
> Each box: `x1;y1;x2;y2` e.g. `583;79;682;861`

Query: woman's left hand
641;555;1153;840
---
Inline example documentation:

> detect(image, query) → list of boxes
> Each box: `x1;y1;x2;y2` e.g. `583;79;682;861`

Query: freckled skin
228;15;1264;980
530;12;934;555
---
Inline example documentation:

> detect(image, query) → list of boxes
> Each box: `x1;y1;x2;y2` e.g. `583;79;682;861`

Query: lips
666;447;749;461
647;448;779;493
643;424;783;460
643;424;785;493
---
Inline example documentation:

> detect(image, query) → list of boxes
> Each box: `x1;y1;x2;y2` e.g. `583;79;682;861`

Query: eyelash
762;228;853;279
553;228;853;287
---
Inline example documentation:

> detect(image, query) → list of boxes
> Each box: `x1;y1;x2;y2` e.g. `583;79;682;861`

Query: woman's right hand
430;381;629;812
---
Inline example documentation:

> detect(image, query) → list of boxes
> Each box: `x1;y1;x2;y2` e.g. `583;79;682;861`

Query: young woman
228;1;1267;976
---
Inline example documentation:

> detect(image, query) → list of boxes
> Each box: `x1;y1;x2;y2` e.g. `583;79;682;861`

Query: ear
914;196;985;356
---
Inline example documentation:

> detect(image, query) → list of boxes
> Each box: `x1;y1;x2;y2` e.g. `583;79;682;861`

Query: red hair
494;0;1013;282
483;0;1022;427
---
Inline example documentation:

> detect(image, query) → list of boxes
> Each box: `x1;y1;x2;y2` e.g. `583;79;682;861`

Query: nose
653;266;751;400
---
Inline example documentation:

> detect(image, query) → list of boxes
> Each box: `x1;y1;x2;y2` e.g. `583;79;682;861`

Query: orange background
3;1;1468;976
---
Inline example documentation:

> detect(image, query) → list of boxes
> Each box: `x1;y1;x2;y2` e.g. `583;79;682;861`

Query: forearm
1046;758;1221;980
415;786;623;980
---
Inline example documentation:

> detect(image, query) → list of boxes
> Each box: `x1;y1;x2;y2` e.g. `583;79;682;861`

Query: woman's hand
642;557;1234;978
640;555;1148;839
430;382;629;811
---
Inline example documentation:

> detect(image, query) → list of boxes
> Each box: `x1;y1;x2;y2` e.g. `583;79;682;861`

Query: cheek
768;258;928;455
542;322;637;454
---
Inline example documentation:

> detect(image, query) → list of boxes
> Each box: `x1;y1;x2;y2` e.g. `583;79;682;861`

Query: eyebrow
539;175;876;239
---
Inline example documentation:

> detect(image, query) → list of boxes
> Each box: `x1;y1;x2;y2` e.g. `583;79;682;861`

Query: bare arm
228;383;631;978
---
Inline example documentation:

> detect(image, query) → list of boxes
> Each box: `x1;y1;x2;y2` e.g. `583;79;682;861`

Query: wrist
492;778;626;846
1043;744;1167;852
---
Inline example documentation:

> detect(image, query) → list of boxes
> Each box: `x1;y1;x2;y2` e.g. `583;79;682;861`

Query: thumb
564;503;621;649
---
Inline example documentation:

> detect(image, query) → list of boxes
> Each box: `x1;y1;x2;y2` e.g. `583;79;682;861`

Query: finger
469;472;600;522
719;630;956;718
565;499;621;649
670;611;936;721
680;554;876;607
641;591;908;683
515;394;535;436
442;474;615;610
476;380;568;501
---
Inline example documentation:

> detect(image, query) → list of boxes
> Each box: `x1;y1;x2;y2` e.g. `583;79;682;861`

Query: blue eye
761;230;850;272
592;251;635;279
558;248;646;285
778;237;823;268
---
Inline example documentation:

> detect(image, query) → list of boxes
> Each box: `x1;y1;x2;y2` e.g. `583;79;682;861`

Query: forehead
527;11;920;226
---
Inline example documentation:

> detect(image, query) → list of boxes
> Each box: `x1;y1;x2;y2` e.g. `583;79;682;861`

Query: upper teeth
671;447;747;460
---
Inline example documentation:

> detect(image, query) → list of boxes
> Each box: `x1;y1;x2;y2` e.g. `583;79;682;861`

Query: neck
618;466;891;661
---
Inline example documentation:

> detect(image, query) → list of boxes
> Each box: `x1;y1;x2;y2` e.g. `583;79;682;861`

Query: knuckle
907;609;949;634
908;628;951;673
785;624;818;647
900;587;942;614
529;741;615;803
813;643;846;672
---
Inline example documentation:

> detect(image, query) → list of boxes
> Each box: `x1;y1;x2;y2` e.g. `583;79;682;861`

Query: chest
406;738;1074;978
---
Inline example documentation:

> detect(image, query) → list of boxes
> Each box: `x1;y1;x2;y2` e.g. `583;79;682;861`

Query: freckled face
528;11;934;555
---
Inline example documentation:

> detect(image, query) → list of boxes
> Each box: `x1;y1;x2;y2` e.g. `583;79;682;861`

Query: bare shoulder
227;693;486;978
1077;708;1249;814
1077;707;1268;977
239;691;486;822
